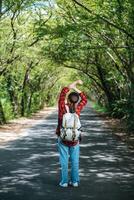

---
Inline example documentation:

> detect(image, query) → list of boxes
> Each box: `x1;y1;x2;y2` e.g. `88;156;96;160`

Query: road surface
0;104;134;200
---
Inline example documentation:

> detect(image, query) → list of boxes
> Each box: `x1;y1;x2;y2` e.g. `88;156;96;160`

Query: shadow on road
0;105;134;200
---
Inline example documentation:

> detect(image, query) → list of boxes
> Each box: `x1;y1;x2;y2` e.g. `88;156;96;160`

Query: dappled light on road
0;106;134;200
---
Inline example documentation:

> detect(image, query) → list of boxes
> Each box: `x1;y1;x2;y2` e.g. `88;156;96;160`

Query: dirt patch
0;107;57;145
89;103;134;150
97;113;134;150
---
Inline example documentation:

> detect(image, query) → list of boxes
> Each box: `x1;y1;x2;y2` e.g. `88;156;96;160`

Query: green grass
90;101;108;114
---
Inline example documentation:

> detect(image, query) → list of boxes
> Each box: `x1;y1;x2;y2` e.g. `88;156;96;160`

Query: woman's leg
69;143;80;183
57;138;69;184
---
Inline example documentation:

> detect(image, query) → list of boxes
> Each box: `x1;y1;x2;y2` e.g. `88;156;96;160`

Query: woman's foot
69;181;79;187
59;182;68;187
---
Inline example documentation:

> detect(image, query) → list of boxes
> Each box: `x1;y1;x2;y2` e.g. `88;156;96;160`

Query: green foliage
0;0;77;121
111;99;129;119
44;0;134;133
91;101;108;114
0;0;134;134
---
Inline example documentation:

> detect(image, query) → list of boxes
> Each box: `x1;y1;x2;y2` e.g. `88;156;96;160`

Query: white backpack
60;105;81;142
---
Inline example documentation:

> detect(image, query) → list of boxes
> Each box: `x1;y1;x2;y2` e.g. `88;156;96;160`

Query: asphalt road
0;104;134;200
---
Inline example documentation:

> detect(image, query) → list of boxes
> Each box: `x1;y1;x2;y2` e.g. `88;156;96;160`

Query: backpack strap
73;114;76;129
72;114;76;141
64;105;69;129
65;104;69;113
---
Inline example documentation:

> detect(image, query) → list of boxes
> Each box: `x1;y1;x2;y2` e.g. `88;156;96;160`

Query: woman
56;80;87;187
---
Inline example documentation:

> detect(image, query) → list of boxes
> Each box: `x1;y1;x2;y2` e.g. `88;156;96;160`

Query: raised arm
72;80;87;112
76;92;87;113
58;80;81;106
58;80;87;113
58;87;70;106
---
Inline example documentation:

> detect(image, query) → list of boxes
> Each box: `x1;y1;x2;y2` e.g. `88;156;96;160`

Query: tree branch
63;63;104;90
28;10;52;47
72;0;134;40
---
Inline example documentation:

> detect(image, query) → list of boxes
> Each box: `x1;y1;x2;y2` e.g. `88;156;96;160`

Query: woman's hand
68;82;76;89
68;80;83;89
68;80;83;93
76;80;83;85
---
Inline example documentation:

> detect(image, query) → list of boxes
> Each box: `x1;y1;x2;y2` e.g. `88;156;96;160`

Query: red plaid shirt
56;87;87;146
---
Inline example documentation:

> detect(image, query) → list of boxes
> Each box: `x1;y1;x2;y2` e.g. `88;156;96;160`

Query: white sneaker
59;182;68;187
69;181;79;187
72;182;79;187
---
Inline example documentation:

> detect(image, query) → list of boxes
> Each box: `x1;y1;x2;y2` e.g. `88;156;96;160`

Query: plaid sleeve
58;87;70;118
58;87;70;106
76;92;87;113
56;87;70;136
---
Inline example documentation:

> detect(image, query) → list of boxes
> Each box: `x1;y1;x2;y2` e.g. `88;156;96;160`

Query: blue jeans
57;137;80;184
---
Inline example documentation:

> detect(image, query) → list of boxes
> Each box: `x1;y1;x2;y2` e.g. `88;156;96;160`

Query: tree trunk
95;63;115;109
0;0;2;15
20;62;33;116
6;74;19;116
0;100;6;124
27;92;33;114
127;68;134;133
